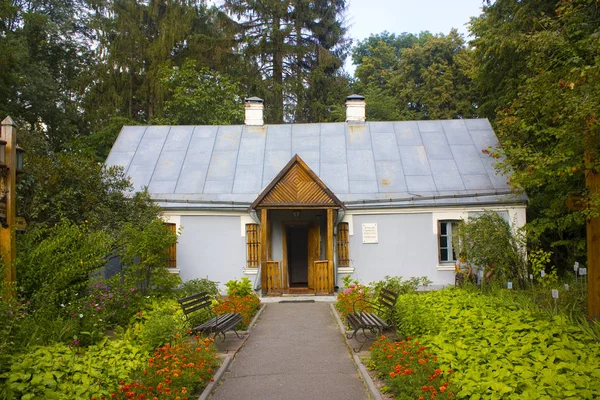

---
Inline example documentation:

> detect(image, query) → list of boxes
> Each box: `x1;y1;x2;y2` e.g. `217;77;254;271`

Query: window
246;224;260;268
165;223;177;268
337;222;350;267
439;220;459;263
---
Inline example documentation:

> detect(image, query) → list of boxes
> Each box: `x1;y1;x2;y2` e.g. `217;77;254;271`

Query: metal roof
105;119;527;210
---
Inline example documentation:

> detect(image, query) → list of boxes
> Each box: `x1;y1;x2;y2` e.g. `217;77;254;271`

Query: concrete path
209;301;369;400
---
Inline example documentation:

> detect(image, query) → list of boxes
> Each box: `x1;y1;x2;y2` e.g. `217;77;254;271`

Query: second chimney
244;97;264;126
345;94;366;122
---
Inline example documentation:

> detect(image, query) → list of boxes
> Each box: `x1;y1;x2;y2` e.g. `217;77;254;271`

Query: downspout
249;209;261;225
333;209;346;291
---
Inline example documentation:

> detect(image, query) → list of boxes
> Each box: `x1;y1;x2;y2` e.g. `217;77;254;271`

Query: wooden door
307;223;320;290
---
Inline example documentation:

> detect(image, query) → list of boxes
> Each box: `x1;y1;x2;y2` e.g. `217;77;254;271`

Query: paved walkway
209;301;369;400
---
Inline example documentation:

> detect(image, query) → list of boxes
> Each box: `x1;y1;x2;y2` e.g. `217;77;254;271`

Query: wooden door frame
282;220;310;290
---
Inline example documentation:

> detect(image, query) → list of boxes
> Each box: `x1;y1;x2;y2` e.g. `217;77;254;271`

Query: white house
105;95;527;295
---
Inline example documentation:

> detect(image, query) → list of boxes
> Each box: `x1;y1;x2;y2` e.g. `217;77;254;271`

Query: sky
344;0;485;73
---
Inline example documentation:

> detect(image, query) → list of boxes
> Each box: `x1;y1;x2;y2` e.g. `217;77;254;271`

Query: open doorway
287;226;308;287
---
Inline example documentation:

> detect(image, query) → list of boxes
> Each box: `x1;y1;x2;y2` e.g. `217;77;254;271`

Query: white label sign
507;282;513;289
552;289;559;299
574;262;579;271
541;271;546;278
362;223;379;244
579;268;587;276
564;284;569;291
529;274;533;280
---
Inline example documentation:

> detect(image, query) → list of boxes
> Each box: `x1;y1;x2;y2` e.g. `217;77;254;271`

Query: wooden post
585;120;600;320
260;208;268;294
587;168;600;320
1;117;17;298
326;209;334;294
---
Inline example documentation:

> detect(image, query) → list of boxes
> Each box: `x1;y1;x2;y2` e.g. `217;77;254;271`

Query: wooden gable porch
249;155;344;296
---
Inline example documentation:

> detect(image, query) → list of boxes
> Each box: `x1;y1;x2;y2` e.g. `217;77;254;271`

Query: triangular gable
250;154;344;210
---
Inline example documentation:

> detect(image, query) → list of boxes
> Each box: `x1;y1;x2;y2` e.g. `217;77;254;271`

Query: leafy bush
3;339;147;399
135;299;187;351
396;289;600;399
224;277;254;297
17;220;112;309
453;211;527;287
213;295;261;329
369;336;456;400
111;335;219;399
370;275;430;299
178;278;220;298
116;219;180;295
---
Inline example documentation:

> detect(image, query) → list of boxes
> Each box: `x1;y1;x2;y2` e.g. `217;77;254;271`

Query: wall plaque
362;223;378;244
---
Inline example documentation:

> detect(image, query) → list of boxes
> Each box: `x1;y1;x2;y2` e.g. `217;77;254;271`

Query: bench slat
178;291;245;341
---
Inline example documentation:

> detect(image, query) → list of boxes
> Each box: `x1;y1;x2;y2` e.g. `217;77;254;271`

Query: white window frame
439;220;460;265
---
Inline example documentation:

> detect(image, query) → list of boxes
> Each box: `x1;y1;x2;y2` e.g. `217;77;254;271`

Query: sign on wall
362;223;378;244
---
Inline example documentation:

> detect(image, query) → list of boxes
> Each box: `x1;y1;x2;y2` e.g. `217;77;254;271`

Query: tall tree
84;0;241;127
351;30;477;120
470;0;600;269
0;0;92;150
222;0;350;123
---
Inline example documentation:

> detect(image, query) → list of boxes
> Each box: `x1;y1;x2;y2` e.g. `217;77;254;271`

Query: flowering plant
335;279;370;320
110;335;218;400
213;294;261;329
369;336;455;400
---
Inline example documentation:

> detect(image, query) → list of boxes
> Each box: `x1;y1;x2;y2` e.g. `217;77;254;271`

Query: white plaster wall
347;212;454;287
177;215;246;289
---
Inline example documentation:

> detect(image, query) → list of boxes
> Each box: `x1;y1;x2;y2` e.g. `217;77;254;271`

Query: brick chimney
244;97;264;126
345;94;366;122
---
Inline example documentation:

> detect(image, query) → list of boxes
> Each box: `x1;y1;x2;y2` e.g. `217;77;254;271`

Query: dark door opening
287;226;308;287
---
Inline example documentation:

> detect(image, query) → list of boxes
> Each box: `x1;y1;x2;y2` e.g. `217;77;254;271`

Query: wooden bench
346;288;399;352
178;292;244;342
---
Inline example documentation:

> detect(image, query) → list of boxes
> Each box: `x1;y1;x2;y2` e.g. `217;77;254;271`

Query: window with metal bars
246;224;260;268
336;222;350;267
165;223;177;268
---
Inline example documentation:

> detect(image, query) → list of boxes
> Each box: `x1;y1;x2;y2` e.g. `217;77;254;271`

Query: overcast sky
344;0;484;73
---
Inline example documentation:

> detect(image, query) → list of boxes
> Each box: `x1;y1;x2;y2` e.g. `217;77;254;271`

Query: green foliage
370;275;430;299
3;339;147;400
116;219;180;295
529;249;558;287
224;277;254;297
352;30;478;120
395;289;600;399
159;60;244;125
17;220;112;308
134;299;186;352
453;211;527;286
177;278;220;298
470;0;600;269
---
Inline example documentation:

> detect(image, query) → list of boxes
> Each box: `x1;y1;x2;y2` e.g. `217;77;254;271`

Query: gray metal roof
105;119;527;210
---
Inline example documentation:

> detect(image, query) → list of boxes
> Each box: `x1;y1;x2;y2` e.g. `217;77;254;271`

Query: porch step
282;292;316;297
279;298;316;303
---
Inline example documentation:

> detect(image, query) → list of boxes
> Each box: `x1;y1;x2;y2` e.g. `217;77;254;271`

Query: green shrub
224;277;254;297
135;299;187;351
178;278;220;298
453;211;527;287
370;275;430;299
3;339;147;399
396;289;600;399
